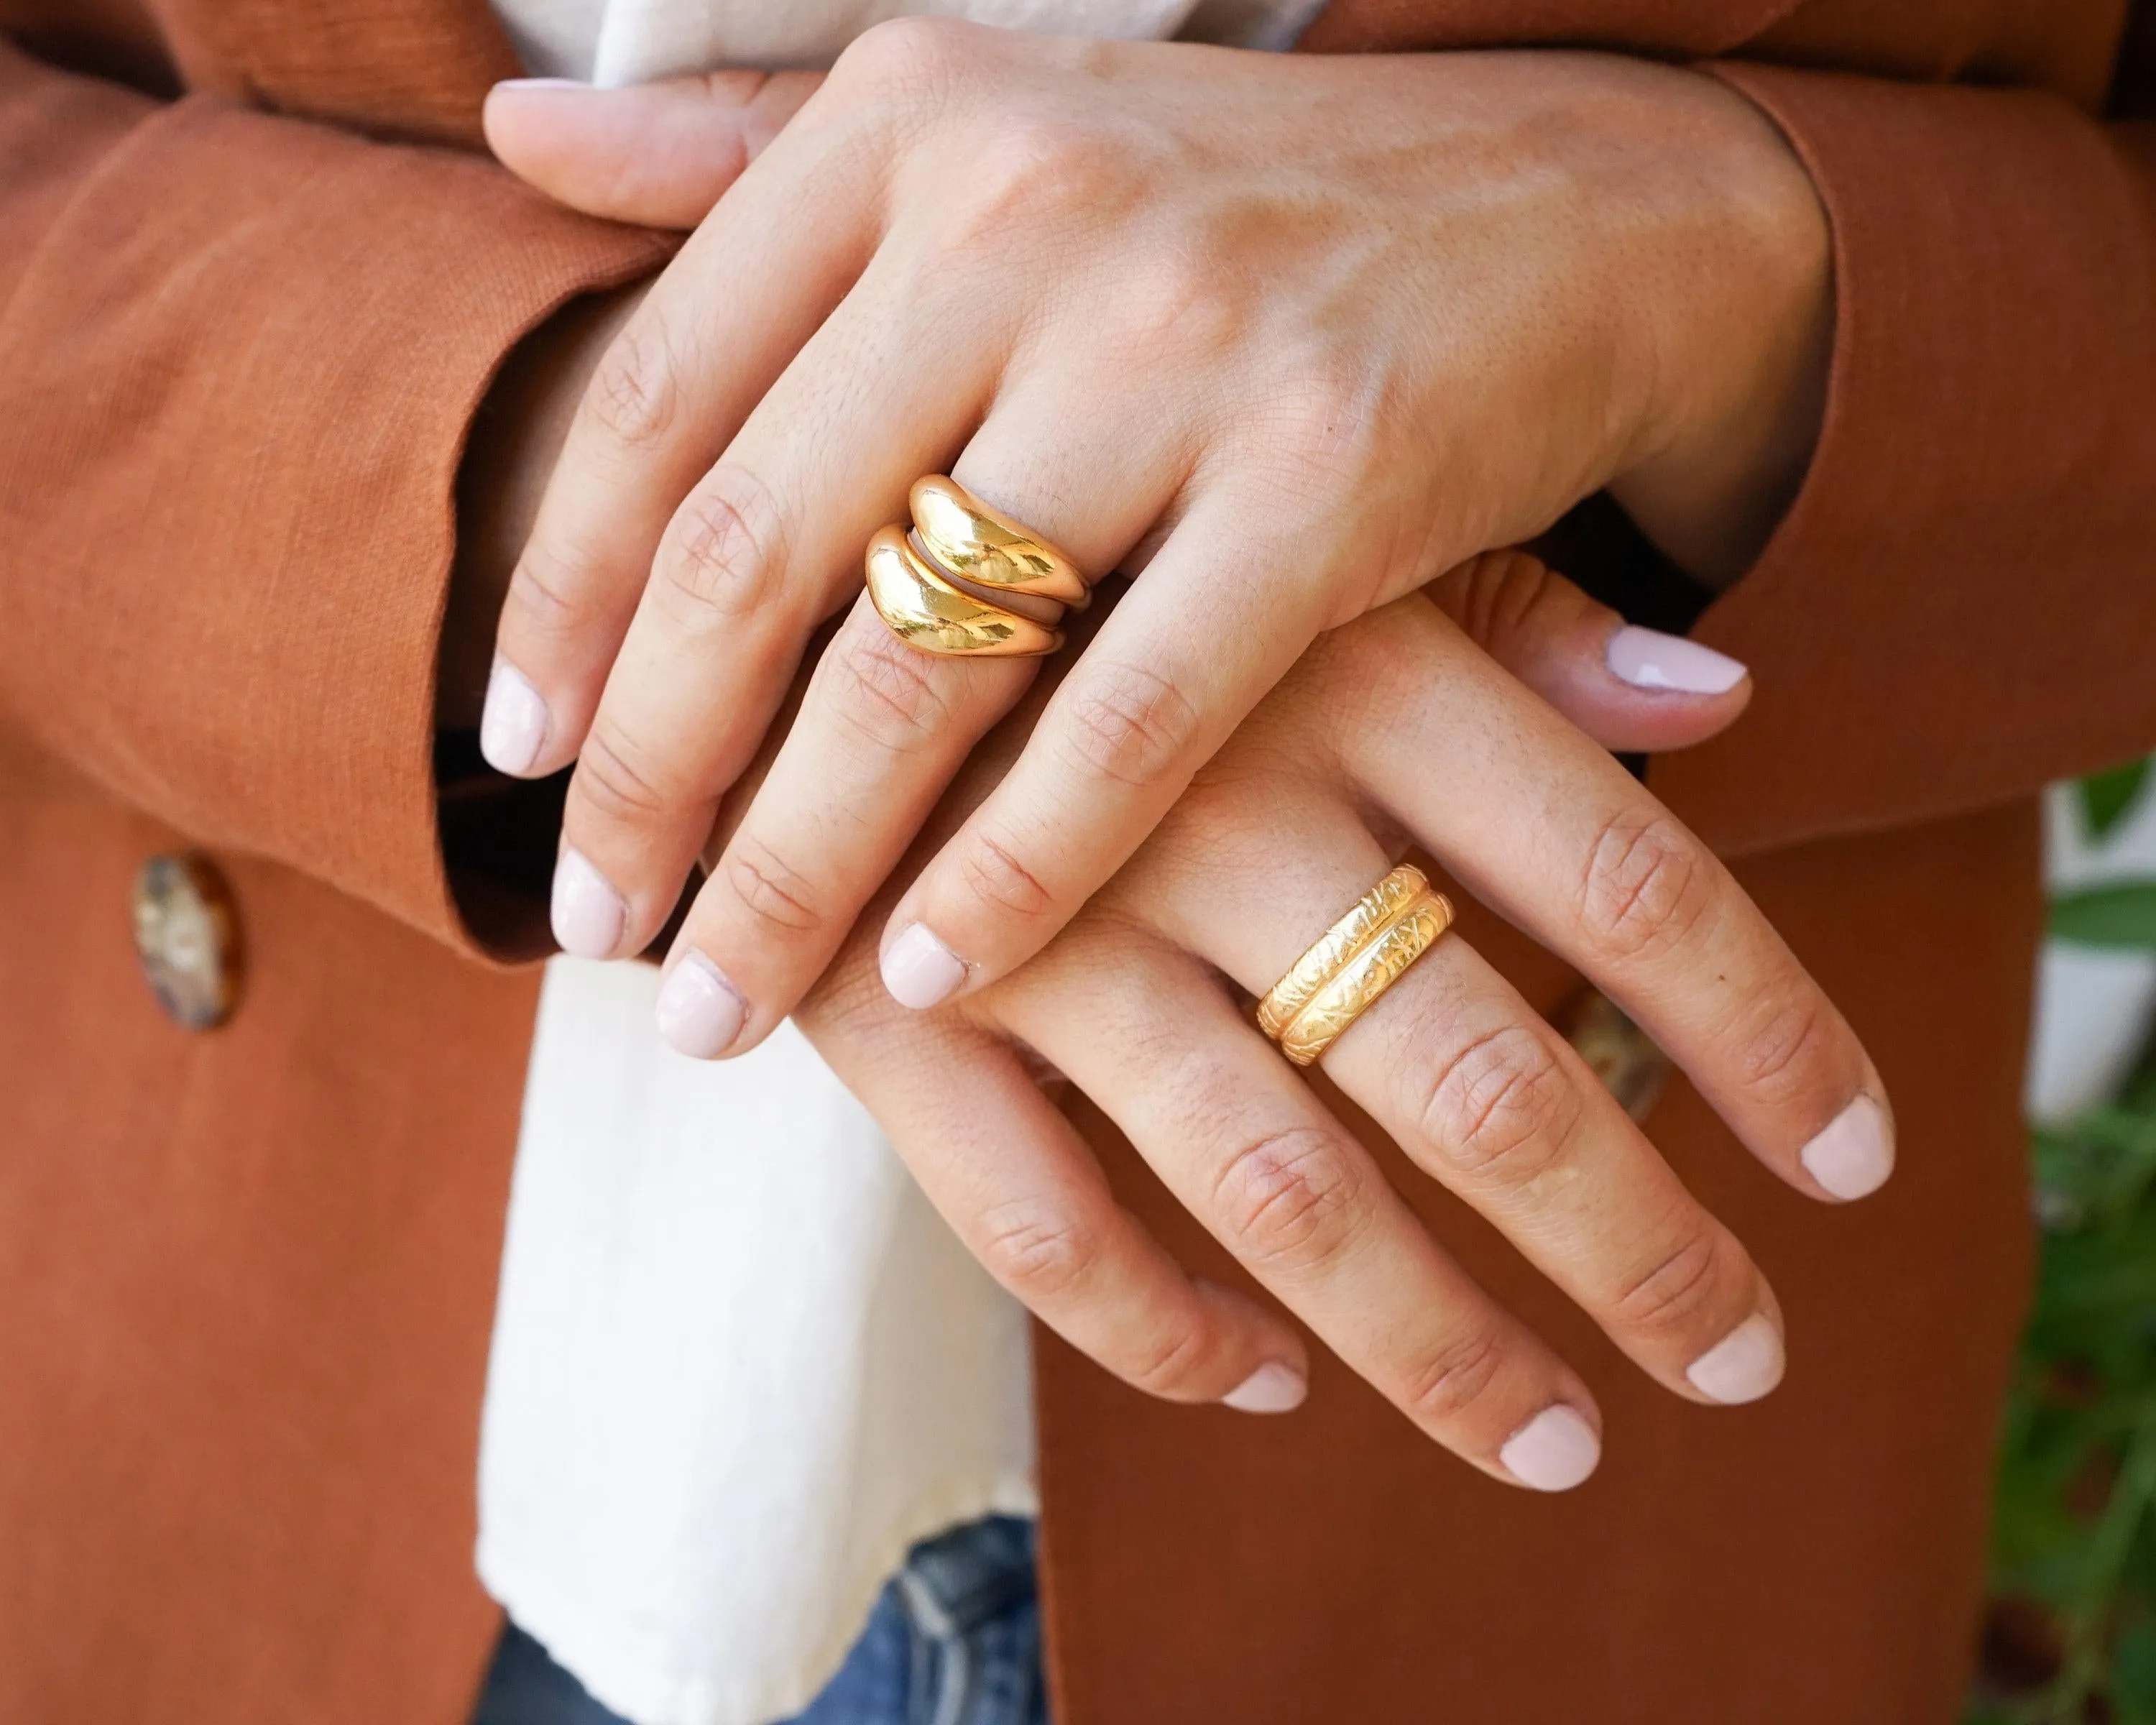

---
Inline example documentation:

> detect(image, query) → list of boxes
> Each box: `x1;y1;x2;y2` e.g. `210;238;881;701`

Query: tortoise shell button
132;853;242;1032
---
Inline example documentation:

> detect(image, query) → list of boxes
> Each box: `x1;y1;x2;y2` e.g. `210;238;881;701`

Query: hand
476;32;1833;1049
782;550;1888;1490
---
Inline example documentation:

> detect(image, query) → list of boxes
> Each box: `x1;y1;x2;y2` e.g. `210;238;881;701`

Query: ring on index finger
865;475;1090;657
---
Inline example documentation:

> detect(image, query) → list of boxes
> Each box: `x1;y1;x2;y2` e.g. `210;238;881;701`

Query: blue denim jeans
471;1517;1048;1725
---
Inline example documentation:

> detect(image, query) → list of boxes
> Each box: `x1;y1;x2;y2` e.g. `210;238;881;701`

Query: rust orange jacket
0;0;2150;1720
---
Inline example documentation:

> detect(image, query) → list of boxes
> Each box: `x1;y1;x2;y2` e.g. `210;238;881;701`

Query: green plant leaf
2052;883;2156;949
2083;760;2153;842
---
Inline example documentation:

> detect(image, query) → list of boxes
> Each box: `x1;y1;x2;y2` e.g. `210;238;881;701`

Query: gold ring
910;477;1090;610
865;526;1064;658
866;476;1088;657
1257;865;1455;1068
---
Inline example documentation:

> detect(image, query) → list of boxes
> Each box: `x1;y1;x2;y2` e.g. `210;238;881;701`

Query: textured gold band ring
865;477;1088;658
1258;865;1456;1068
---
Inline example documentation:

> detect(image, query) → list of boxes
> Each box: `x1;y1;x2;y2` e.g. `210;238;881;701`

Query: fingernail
882;923;967;1010
1222;1361;1307;1414
1606;625;1748;696
552;848;626;959
1800;1095;1894;1201
655;951;747;1059
479;661;548;776
1685;1312;1786;1405
1498;1404;1600;1492
492;77;591;91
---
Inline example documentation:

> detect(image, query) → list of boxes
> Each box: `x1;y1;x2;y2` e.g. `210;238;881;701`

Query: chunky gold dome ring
1258;865;1456;1068
865;477;1089;658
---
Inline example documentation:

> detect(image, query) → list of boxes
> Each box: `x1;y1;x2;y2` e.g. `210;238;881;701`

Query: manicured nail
492;77;591;91
1685;1312;1786;1405
1800;1095;1894;1201
655;951;747;1059
1222;1361;1307;1414
1498;1404;1600;1492
882;923;967;1010
552;847;626;959
479;661;548;776
1606;625;1748;696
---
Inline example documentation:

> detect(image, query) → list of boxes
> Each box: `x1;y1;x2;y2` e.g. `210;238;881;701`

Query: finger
882;479;1334;1006
546;241;1025;958
655;596;1032;1056
483;101;883;788
484;72;826;228
660;352;1189;1041
1427;548;1751;754
990;933;1606;1490
1127;798;1785;1409
798;962;1309;1412
1356;597;1892;1205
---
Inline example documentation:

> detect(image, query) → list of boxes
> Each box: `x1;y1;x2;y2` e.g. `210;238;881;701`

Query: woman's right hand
778;551;1891;1491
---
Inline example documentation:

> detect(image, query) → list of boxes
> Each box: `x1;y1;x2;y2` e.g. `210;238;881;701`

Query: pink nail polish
882;923;967;1010
479;661;548;776
1800;1095;1894;1201
492;76;591;90
1498;1405;1600;1492
1222;1361;1307;1414
1606;626;1748;696
655;951;747;1059
552;848;626;959
1685;1312;1785;1405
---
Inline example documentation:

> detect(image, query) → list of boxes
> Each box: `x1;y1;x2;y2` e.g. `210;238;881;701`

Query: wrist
1600;68;1834;589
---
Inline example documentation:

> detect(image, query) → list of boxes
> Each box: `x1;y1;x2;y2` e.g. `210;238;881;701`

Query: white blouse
474;6;1319;1725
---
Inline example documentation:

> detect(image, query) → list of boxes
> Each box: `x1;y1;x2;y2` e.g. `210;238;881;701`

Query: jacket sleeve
1651;61;2156;858
0;39;670;952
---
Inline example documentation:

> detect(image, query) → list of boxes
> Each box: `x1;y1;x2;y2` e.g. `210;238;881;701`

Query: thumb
1427;548;1751;755
483;70;825;228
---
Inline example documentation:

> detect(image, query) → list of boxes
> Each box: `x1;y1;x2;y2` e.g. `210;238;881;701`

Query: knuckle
826;622;957;753
1209;1125;1366;1274
956;829;1056;923
1419;1025;1582;1193
584;325;678;451
1400;1328;1506;1427
722;834;826;936
656;469;791;630
1447;549;1562;653
1059;661;1203;789
1577;810;1716;965
1118;1320;1215;1402
1724;987;1833;1105
833;14;980;102
1242;351;1387;497
501;540;590;643
975;1197;1101;1305
575;723;676;826
1612;1228;1733;1340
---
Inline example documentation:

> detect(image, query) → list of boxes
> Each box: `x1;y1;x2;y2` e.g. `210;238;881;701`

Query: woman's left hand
479;30;1830;1040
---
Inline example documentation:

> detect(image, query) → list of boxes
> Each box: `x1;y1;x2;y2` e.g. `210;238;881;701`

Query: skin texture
473;43;1874;1486
476;30;1834;1025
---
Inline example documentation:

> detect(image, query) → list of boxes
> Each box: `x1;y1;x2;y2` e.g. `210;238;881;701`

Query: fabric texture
1;0;2155;1722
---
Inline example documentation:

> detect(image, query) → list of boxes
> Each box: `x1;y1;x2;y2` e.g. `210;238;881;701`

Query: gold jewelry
1257;865;1455;1068
909;477;1090;610
1277;893;1453;1067
866;477;1089;657
1256;864;1431;1040
865;526;1064;658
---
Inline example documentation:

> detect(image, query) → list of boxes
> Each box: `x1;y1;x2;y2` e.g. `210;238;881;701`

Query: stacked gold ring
1257;865;1456;1067
865;477;1088;658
